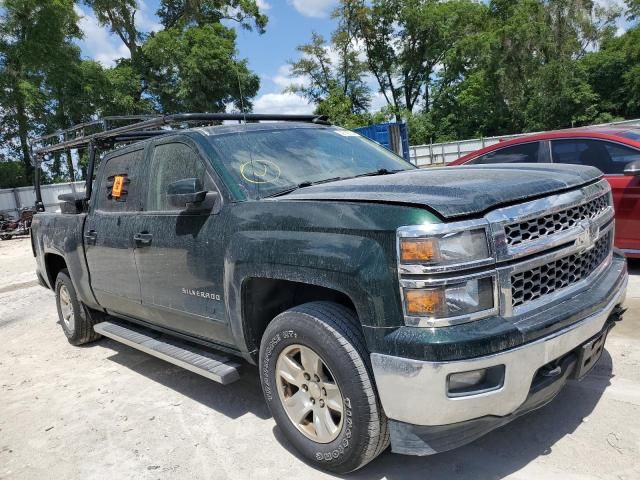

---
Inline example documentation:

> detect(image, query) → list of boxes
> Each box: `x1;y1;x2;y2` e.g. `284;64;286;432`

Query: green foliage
157;0;268;32
292;0;637;143
0;161;30;189
288;31;370;114
0;0;82;183
314;88;372;128
0;0;265;186
143;23;259;112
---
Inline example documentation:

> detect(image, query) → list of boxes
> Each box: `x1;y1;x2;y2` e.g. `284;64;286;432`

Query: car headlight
399;228;490;268
402;276;496;326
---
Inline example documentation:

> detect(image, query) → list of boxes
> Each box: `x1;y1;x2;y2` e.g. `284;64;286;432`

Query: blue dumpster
354;122;410;162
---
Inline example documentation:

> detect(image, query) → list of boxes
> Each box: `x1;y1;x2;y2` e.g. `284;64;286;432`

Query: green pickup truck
31;115;628;473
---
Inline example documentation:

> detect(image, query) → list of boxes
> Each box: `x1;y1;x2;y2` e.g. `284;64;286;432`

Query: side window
469;142;540;164
550;139;631;174
147;143;215;211
95;149;143;212
602;142;640;174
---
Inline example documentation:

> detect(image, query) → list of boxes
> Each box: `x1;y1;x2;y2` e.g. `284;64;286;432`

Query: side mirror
167;178;206;208
166;178;220;212
624;159;640;176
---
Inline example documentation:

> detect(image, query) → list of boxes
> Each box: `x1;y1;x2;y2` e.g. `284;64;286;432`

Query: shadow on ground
102;333;614;479
102;338;271;420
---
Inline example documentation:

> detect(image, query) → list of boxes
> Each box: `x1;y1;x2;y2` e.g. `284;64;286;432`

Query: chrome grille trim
504;193;609;247
486;180;612;263
511;230;613;308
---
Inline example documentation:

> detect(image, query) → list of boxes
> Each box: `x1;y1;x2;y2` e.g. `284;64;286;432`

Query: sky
73;0;630;116
74;0;343;115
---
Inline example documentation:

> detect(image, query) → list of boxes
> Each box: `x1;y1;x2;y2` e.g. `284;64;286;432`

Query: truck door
134;139;233;345
84;147;145;318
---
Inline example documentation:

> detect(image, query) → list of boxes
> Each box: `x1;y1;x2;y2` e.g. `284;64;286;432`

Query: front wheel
259;302;389;474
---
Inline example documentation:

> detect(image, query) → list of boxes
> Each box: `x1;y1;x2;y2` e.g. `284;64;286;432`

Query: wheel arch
240;277;360;363
44;252;68;288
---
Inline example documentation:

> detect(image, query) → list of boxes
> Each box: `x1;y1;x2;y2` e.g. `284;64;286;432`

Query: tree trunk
66;149;75;182
15;96;33;184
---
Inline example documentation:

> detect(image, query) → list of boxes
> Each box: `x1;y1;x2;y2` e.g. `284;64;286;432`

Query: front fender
223;229;403;354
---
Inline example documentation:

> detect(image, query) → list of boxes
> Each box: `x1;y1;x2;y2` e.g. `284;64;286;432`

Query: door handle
133;232;153;247
84;230;97;245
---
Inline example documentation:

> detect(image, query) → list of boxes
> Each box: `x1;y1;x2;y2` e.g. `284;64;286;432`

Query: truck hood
280;164;603;219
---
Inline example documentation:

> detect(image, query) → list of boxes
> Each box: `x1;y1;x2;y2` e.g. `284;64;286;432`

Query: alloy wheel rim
275;344;344;443
59;285;75;331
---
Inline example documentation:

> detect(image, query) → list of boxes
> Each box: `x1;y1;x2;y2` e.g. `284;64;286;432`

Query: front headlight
403;276;495;326
399;228;490;269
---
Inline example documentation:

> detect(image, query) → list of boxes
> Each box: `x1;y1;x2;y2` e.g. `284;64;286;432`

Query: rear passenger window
147;143;215;211
95;149;143;212
551;139;640;174
469;142;541;164
602;142;640;174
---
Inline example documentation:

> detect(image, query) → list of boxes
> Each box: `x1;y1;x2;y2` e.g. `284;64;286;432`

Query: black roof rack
30;113;330;211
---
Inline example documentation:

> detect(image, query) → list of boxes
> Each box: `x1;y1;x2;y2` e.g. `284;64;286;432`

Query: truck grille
511;230;612;308
504;192;609;247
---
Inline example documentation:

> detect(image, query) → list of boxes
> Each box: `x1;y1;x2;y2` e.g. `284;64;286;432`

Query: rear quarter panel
32;212;99;308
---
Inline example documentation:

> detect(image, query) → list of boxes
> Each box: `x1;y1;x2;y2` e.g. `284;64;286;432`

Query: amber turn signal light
400;238;438;263
404;289;444;316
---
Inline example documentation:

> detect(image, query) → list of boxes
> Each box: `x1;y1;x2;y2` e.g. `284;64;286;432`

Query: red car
451;126;640;258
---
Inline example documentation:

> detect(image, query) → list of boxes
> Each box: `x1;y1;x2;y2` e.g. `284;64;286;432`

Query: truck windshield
207;126;415;198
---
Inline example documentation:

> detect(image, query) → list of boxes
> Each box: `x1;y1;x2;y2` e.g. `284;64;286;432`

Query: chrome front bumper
371;264;628;427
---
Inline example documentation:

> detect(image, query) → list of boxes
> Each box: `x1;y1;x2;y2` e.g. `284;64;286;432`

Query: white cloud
75;5;130;67
272;64;309;90
256;0;272;11
253;92;314;114
369;92;389;113
136;0;163;33
288;0;338;18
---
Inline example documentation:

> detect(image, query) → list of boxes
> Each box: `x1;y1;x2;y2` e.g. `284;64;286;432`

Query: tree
314;88;372;128
0;0;82;183
288;32;370;114
0;160;31;189
157;0;268;32
582;25;640;119
83;1;141;60
143;23;259;112
85;0;266;114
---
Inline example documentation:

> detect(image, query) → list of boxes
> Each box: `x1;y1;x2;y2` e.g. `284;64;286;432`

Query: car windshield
206;126;415;198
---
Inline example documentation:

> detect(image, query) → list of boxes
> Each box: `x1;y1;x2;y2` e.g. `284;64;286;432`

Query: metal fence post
12;188;21;211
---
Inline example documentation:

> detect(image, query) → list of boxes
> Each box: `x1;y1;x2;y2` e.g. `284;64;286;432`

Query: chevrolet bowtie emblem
575;219;599;251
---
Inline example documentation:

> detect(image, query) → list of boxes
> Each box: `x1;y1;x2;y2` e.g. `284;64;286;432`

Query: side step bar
94;320;241;384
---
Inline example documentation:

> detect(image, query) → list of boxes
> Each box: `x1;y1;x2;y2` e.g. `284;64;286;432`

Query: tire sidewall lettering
262;329;297;401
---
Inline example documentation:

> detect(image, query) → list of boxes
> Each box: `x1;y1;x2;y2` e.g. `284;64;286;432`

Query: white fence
409;118;640;167
0;181;85;217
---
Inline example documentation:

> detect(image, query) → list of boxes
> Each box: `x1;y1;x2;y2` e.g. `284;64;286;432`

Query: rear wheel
55;269;103;345
259;301;389;474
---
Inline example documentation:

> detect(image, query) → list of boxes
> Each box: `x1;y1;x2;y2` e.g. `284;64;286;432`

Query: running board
94;320;241;384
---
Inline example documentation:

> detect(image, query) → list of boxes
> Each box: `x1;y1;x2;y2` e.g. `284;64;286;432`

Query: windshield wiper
262;177;343;198
352;168;404;178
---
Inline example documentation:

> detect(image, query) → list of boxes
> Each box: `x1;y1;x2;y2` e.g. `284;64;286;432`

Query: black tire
259;301;389;474
55;269;103;346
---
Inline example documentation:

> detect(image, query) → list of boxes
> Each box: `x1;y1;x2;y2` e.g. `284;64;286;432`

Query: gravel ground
1;236;639;480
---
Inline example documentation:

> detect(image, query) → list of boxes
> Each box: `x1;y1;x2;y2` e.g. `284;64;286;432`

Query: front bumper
371;255;628;430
